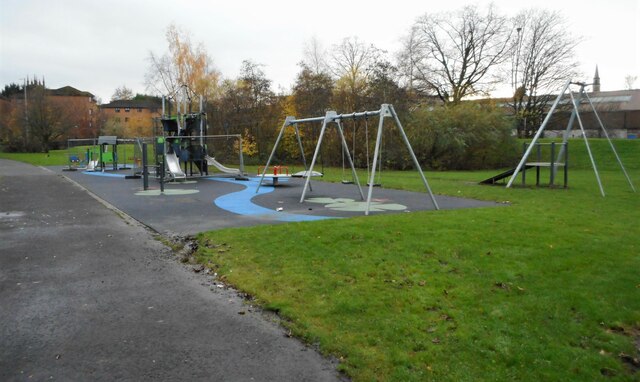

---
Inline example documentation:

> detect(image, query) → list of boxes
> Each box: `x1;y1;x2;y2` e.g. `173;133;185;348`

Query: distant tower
593;65;601;92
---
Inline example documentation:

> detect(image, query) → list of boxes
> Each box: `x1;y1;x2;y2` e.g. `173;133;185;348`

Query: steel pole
142;143;149;190
569;91;605;197
554;86;584;179
300;114;332;202
364;108;386;215
507;80;572;188
238;135;245;175
583;92;636;192
257;118;290;193
389;104;439;210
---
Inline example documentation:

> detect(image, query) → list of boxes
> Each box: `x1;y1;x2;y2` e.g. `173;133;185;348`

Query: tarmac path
0;159;343;381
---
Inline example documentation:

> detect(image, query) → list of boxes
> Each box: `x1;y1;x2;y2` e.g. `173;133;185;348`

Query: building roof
100;99;162;109
487;89;640;112
585;89;640;111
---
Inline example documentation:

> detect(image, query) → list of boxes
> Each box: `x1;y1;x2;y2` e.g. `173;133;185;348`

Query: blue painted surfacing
206;177;332;222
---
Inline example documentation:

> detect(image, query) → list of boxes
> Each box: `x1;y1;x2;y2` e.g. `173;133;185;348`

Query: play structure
158;86;246;182
481;141;569;188
257;104;439;215
65;136;141;173
482;80;636;195
65;138;97;171
257;165;291;185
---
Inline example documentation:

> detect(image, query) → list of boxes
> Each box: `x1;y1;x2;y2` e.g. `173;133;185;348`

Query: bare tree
397;26;420;97
330;37;379;110
111;85;134;101
145;24;220;100
406;4;511;104
302;36;329;75
624;75;638;90
509;9;580;137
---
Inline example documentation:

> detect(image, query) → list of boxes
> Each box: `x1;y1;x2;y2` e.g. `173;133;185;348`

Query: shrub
406;102;519;170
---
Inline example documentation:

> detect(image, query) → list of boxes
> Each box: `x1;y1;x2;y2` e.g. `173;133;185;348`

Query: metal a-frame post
568;89;605;196
554;84;635;194
582;91;636;192
365;104;439;215
259;104;440;215
299;111;364;203
507;80;636;195
257;116;308;193
507;80;572;188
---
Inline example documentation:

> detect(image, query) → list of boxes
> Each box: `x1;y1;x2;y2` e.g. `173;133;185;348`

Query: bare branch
405;4;511;103
508;9;581;137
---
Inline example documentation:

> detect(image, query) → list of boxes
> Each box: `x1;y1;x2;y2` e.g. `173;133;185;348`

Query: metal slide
205;155;241;175
165;152;187;179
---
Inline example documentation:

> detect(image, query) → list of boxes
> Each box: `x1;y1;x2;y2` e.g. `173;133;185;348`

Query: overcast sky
1;0;638;102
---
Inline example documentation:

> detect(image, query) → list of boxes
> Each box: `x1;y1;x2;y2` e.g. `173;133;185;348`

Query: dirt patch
604;325;640;375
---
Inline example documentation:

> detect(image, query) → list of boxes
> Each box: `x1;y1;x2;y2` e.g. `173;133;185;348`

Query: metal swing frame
506;80;636;196
257;104;439;215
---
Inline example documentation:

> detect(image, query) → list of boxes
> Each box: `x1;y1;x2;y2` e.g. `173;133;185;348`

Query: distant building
46;86;99;138
99;99;162;138
2;84;98;140
593;65;601;92
544;67;640;138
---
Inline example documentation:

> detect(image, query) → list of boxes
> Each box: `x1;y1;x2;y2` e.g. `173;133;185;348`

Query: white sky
1;0;638;102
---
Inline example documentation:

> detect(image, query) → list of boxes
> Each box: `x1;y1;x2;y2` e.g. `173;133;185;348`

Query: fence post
550;142;556;186
142;143;149;190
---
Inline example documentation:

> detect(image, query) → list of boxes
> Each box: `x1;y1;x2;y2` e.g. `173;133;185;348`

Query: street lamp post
514;27;524;137
19;77;29;148
514;27;522;90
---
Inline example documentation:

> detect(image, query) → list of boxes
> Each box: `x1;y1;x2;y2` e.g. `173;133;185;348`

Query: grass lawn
2;139;639;380
0;144;143;167
0;149;70;166
196;139;640;381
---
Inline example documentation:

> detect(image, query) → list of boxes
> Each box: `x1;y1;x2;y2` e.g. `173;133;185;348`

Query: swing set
340;114;383;187
257;104;439;215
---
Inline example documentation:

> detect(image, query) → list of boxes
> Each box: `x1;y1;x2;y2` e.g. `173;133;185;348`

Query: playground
56;94;504;235
60;167;500;235
56;82;637;237
3;82;639;382
5;142;638;381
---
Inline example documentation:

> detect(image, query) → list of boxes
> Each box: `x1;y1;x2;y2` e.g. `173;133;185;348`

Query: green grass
0;149;70;166
3;139;639;380
0;144;142;167
197;139;640;381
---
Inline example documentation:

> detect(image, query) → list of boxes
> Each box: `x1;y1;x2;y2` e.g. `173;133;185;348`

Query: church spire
593;65;601;92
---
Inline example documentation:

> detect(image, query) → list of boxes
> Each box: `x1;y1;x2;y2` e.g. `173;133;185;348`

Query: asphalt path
0;159;343;381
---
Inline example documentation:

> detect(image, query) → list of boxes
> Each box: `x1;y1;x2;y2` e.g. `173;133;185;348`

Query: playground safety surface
59;168;502;236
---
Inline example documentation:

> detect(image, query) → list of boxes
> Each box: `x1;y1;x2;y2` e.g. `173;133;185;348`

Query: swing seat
292;170;323;178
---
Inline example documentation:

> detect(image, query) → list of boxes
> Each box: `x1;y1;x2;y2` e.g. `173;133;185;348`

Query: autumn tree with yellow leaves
145;24;220;102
